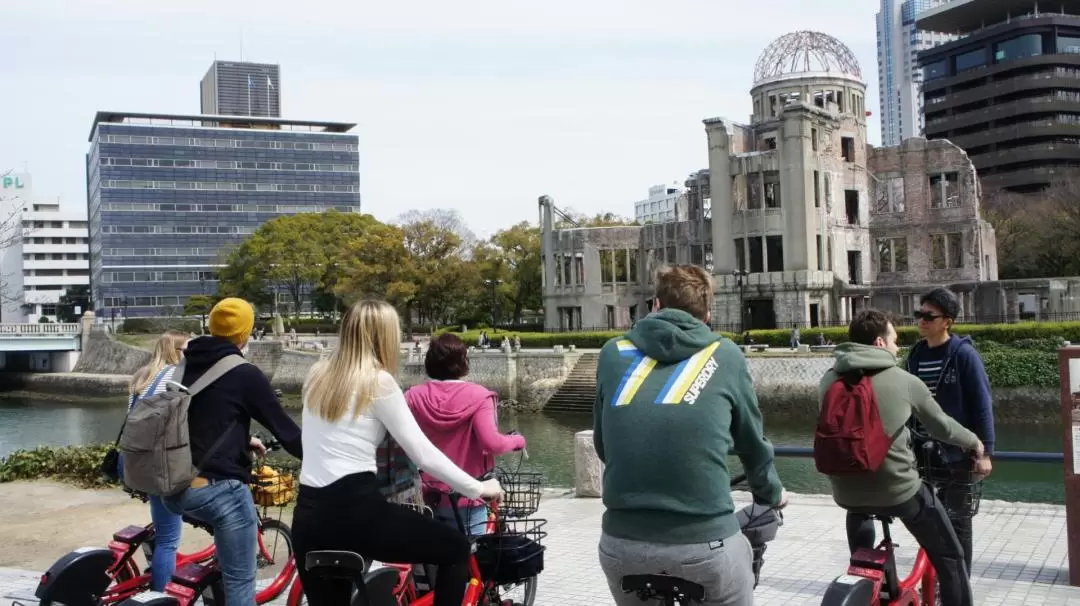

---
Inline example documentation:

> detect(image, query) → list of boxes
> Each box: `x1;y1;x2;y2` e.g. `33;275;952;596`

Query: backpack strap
186;355;249;396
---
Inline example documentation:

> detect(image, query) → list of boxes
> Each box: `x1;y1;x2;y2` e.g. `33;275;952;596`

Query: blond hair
654;264;714;321
303;299;402;422
129;330;188;395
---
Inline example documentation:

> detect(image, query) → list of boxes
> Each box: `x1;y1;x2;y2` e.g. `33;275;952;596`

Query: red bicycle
819;434;982;606
36;441;297;606
285;468;546;606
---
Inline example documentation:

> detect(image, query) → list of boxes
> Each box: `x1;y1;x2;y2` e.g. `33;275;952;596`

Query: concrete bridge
0;322;83;372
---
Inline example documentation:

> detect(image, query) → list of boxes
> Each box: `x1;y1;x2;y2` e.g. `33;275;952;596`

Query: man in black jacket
164;298;302;606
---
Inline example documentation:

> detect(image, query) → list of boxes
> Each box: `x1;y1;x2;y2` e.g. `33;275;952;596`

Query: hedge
0;443;118;487
747;321;1080;348
120;318;201;334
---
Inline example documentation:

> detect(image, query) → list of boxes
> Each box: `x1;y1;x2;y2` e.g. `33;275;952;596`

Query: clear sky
2;0;881;238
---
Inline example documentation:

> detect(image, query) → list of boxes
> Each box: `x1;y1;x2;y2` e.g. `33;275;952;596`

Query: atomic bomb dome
753;30;863;85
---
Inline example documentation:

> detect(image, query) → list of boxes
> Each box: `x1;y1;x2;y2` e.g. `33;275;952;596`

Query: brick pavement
3;490;1079;605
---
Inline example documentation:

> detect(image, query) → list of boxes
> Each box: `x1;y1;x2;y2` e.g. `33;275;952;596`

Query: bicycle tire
488;575;538;606
256;518;296;603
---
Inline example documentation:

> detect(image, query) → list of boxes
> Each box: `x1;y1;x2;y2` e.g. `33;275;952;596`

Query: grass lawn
113;333;159;350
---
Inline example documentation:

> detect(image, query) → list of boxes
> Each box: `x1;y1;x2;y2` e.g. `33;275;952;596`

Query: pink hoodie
405;380;526;505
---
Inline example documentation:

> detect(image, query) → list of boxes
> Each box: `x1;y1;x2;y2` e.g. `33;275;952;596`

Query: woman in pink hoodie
406;333;526;535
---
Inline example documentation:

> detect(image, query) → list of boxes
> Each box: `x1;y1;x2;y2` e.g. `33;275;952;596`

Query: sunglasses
913;311;946;322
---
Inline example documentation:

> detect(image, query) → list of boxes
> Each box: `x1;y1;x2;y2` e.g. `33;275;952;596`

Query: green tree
399;218;474;329
333;218;417;311
184;294;216;333
489;222;542;324
56;285;91;323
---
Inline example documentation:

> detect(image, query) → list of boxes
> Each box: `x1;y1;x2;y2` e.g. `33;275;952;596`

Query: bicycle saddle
622;574;706;604
305;550;369;579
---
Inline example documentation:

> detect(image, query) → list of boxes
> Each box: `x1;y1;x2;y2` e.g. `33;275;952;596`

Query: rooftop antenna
239;28;244;62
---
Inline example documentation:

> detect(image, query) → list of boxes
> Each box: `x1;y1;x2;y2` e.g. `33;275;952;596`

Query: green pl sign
1;176;24;189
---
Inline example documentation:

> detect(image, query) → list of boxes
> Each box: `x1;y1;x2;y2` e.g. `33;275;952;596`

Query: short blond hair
654;265;714;321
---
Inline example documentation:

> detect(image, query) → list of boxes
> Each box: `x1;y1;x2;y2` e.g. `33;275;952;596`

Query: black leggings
292;473;471;606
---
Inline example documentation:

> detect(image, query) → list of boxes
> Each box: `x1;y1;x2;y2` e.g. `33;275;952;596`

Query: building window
766;236;784;272
929;172;960;208
748;237;764;273
1059;36;1080;54
816;234;823;270
931;232;964;269
995;34;1043;63
824;173;832;208
764;171;781;208
847;250;862;284
765;137;777;150
877;237;909;272
874;176;905;213
814;171;821;207
747;173;763;210
955;47;987;72
923;59;947;81
845;190;860;225
734;238;746;272
841;137;855;162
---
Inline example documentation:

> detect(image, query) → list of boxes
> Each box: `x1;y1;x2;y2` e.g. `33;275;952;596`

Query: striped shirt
127;365;178;412
913;340;951;396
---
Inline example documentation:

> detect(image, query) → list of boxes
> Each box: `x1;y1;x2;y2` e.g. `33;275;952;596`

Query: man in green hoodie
593;265;787;606
818;309;984;606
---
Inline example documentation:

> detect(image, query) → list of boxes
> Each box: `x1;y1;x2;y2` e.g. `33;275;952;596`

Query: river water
0;397;1065;504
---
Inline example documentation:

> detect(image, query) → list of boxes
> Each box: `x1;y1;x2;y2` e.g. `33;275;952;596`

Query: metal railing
0;323;81;336
773;445;1063;463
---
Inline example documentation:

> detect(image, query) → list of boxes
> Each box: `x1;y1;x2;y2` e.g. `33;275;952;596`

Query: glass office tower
86;111;361;319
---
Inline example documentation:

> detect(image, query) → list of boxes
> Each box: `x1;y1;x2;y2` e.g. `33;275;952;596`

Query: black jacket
181;336;303;481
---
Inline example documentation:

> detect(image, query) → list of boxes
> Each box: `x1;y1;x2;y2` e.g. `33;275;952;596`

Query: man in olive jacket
819;309;984;606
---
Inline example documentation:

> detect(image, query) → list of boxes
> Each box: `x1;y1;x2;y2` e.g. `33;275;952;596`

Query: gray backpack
119;355;249;496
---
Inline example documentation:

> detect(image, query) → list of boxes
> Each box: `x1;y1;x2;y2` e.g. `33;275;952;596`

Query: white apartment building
633;183;683;224
876;0;956;145
0;173;90;323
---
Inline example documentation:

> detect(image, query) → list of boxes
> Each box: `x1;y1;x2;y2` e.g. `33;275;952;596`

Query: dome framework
753;31;862;84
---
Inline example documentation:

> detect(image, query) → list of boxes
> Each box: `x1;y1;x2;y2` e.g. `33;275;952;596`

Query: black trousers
844;483;973;606
292;473;471;606
938;462;976;575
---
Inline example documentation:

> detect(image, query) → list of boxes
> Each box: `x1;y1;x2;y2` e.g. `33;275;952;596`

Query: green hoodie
593;308;784;545
820;342;980;508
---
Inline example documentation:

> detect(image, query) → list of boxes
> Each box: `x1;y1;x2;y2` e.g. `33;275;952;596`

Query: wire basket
497;470;544;518
250;465;297;507
475;517;547;586
914;439;983;518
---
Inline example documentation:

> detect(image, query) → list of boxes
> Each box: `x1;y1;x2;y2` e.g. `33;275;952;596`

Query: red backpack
813;368;893;475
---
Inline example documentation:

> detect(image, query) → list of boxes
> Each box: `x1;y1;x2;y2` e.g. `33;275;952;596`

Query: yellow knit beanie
209;298;255;347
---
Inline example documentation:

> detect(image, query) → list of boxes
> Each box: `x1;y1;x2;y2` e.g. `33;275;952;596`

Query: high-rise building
633;184;682;223
917;0;1080;192
0;173;91;323
200;61;281;117
86;111;361;319
876;0;955;146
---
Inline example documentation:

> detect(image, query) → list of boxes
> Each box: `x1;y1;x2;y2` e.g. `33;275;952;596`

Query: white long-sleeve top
299;370;484;500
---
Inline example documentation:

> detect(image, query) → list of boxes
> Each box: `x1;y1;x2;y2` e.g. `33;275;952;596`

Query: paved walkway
2;491;1078;605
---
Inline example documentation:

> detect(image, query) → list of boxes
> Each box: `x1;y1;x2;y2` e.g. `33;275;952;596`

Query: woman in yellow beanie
162;297;303;606
291;299;503;606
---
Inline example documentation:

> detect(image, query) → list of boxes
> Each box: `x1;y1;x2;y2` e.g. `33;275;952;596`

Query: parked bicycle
36;438;298;606
819;435;982;606
285;466;546;606
617;473;784;606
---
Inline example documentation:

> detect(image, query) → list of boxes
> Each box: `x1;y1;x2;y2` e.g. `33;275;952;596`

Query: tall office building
201;61;281;117
918;0;1080;192
633;183;683;224
86;111;361;318
876;0;956;146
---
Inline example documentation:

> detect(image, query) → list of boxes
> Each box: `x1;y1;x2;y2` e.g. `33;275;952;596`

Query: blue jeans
164;479;257;606
149;496;183;591
435;503;490;536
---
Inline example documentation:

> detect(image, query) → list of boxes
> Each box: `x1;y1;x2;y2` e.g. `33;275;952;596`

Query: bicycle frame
844;520;937;606
96;525;216;604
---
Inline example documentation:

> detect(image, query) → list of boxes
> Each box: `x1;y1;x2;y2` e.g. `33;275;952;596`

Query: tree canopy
217;210;543;329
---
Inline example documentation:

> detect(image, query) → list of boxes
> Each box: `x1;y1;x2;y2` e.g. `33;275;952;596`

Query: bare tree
395;209;477;255
0;170;30;310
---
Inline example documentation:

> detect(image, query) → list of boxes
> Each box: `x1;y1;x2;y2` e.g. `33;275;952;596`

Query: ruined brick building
541;31;1008;332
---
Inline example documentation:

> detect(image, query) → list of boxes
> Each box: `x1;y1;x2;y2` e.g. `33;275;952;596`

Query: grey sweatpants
598;531;756;606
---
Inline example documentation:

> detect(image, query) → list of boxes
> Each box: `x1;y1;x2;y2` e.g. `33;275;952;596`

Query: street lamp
732;269;749;334
121;297;129;331
484;279;502;329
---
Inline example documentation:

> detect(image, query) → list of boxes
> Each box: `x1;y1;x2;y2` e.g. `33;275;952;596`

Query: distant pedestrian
790;327;801;349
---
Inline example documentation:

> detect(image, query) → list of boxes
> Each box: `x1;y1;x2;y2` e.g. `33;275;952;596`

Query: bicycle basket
475;517;547;586
251;465;297;507
914;441;983;518
496;470;544;518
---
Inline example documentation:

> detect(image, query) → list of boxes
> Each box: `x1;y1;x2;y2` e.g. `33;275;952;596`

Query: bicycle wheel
256;518;295;602
489;576;538;606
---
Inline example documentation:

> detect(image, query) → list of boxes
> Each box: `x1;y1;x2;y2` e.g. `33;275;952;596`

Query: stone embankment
0;330;1060;421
